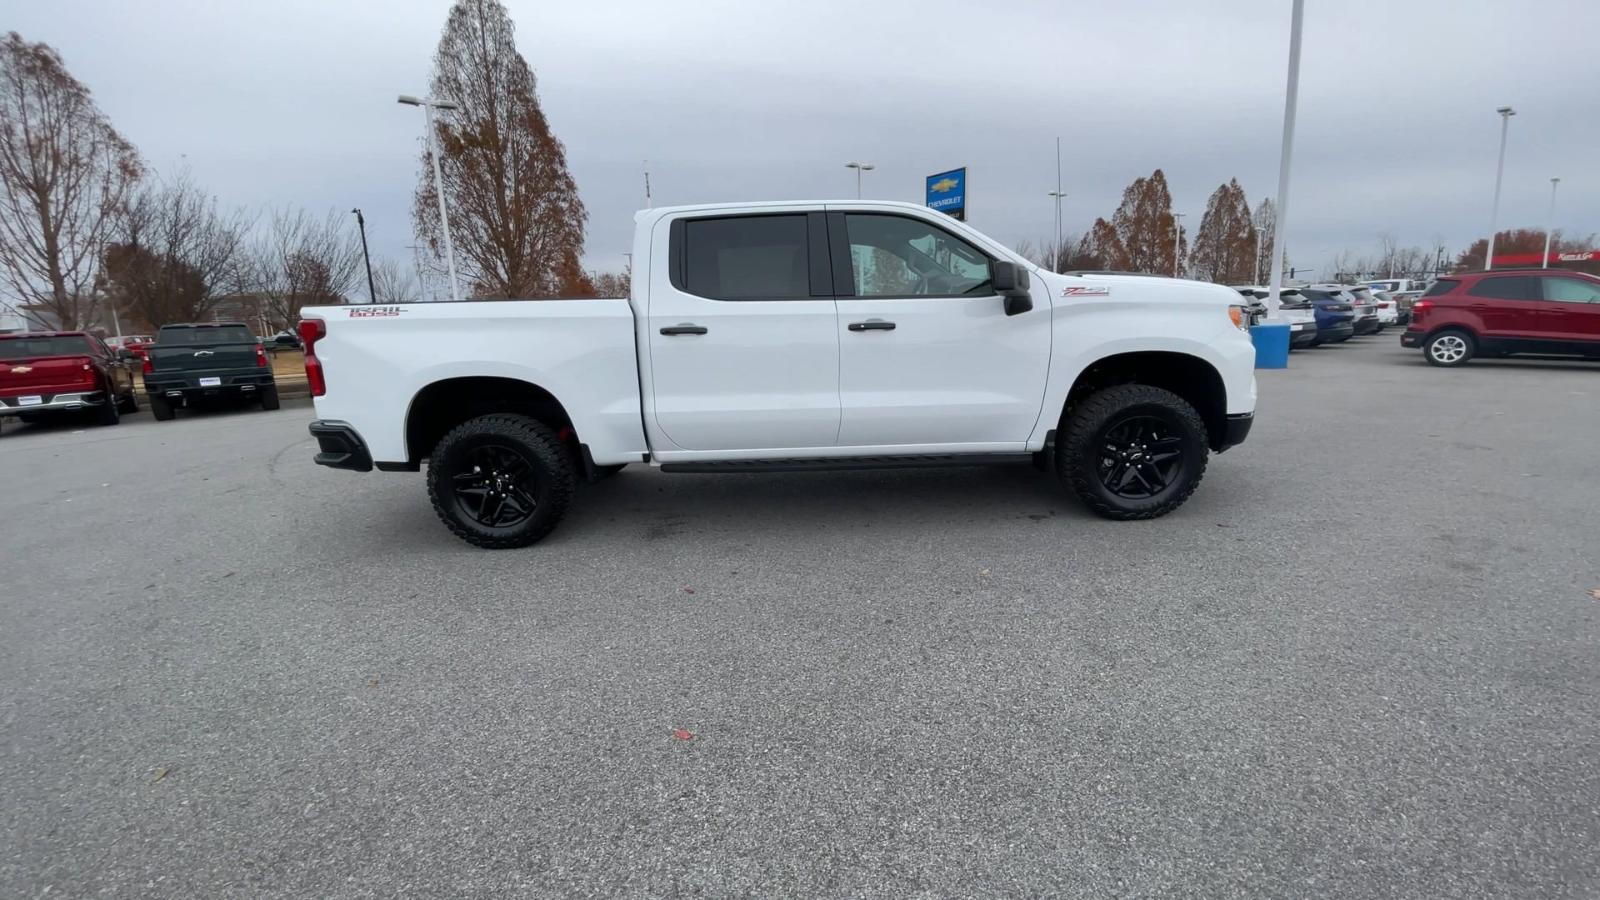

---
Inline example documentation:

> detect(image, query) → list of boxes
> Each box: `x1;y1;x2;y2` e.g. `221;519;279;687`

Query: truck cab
305;201;1257;548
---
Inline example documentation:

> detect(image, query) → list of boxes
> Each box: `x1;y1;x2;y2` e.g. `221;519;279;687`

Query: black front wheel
426;414;575;549
1058;384;1210;520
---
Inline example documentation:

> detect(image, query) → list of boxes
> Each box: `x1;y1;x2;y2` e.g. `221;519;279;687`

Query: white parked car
1229;286;1319;348
302;200;1258;548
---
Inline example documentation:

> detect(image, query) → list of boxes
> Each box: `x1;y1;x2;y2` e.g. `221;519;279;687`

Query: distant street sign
925;168;966;221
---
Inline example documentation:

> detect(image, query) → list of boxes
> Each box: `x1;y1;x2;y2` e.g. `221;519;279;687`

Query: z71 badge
348;306;403;317
1061;286;1111;297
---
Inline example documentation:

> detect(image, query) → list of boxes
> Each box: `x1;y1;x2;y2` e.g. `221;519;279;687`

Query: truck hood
1036;271;1242;308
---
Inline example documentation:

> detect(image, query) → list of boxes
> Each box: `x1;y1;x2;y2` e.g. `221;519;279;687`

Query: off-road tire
95;395;121;426
150;395;175;421
259;385;281;410
427;414;575;549
1058;384;1210;521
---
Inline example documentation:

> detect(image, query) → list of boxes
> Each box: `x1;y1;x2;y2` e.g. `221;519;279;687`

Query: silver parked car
1311;284;1381;334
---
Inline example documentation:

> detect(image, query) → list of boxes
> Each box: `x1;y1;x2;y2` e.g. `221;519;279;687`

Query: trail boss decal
348;306;403;317
1061;286;1111;297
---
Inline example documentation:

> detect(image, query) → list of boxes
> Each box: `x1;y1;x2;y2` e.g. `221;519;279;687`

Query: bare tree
101;171;252;328
1253;198;1276;283
415;0;589;299
592;266;630;298
371;257;421;304
0;32;142;330
251;208;362;331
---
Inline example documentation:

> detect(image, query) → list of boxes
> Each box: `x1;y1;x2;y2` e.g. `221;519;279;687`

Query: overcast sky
13;0;1600;294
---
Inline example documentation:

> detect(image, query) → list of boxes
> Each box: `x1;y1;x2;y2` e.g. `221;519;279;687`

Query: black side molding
660;453;1033;474
309;420;374;472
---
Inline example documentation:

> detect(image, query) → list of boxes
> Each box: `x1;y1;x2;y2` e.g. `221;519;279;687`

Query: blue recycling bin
1249;322;1291;369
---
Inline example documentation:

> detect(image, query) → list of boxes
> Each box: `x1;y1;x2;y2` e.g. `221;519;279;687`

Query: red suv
1401;270;1600;366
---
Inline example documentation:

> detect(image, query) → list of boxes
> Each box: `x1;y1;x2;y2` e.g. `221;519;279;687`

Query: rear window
0;335;95;359
157;325;254;345
1421;279;1458;297
1466;276;1538;301
682;215;810;300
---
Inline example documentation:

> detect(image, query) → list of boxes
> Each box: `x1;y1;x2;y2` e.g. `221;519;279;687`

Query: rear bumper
309;420;373;472
1353;316;1383;334
1219;412;1253;451
1290;328;1320;347
1319;323;1355;342
0;390;108;415
144;372;274;402
1400;330;1424;348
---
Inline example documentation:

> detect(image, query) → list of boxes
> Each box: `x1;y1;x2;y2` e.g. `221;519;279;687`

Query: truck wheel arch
406;376;576;465
1060;351;1229;451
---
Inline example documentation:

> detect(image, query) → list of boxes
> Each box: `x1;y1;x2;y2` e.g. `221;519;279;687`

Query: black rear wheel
1058;384;1210;520
259;385;280;410
427;414;575;549
95;396;120;427
150;395;175;421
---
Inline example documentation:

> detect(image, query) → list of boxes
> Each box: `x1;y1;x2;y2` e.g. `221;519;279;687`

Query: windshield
0;335;96;359
157;325;254;345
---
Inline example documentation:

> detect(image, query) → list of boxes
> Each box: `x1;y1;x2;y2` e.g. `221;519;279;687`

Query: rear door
1539;275;1600;348
1464;275;1542;341
831;210;1051;448
645;210;841;452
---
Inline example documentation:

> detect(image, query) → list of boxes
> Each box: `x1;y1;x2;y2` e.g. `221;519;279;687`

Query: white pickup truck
302;200;1257;548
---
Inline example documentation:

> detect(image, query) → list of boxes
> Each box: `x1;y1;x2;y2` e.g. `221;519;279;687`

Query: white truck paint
304;200;1258;548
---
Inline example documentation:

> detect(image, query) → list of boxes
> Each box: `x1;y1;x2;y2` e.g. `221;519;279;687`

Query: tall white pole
1265;0;1305;318
1542;177;1560;268
1055;138;1063;271
1254;225;1264;284
856;166;862;199
423;102;462;303
1485;106;1515;271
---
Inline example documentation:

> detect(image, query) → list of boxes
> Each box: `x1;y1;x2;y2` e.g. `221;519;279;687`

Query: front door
830;211;1051;449
645;211;841;452
1540;275;1600;349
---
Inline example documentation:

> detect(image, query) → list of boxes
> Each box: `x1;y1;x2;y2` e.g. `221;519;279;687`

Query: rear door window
1467;276;1539;301
681;215;811;300
1421;279;1457;297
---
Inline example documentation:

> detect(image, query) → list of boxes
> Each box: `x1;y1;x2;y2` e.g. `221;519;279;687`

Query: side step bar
660;453;1034;474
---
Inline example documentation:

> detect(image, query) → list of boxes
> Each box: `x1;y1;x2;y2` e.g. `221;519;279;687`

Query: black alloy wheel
450;443;541;529
1096;415;1186;499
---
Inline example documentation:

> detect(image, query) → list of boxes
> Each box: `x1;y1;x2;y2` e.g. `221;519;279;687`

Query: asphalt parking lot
3;338;1598;899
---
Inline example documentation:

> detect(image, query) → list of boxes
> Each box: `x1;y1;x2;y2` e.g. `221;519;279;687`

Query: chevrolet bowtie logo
928;178;960;193
10;365;32;373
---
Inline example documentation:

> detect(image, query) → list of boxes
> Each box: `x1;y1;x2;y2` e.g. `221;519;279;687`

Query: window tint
1421;279;1456;297
157;325;254;344
1542;276;1600;303
683;215;809;300
0;335;96;359
1466;276;1538;301
844;214;992;298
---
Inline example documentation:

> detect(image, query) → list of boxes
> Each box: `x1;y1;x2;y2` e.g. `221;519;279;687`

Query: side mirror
992;261;1033;316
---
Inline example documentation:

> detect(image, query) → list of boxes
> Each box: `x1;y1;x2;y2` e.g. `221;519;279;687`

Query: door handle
660;324;708;336
848;320;896;332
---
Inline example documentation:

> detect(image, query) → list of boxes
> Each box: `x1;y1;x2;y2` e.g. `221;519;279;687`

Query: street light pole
1265;0;1305;318
1172;212;1186;277
351;208;377;303
1485;106;1515;271
1046;137;1067;272
1542;177;1561;268
399;94;463;302
845;161;875;199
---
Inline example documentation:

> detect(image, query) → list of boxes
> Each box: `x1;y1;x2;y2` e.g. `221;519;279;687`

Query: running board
660;453;1034;474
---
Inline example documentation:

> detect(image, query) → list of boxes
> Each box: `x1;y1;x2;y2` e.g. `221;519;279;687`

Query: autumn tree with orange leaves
1190;179;1256;284
1107;170;1186;276
414;0;591;299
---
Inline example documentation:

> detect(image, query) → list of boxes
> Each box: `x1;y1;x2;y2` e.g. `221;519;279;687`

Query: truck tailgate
1;356;97;395
146;343;260;375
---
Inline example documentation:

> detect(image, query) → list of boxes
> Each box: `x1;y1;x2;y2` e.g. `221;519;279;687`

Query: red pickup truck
0;332;140;431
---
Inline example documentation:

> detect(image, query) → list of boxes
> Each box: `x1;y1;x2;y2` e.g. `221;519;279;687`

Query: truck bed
302;299;647;466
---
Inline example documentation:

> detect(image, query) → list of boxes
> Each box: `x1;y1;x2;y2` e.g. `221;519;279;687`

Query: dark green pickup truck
142;323;279;420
